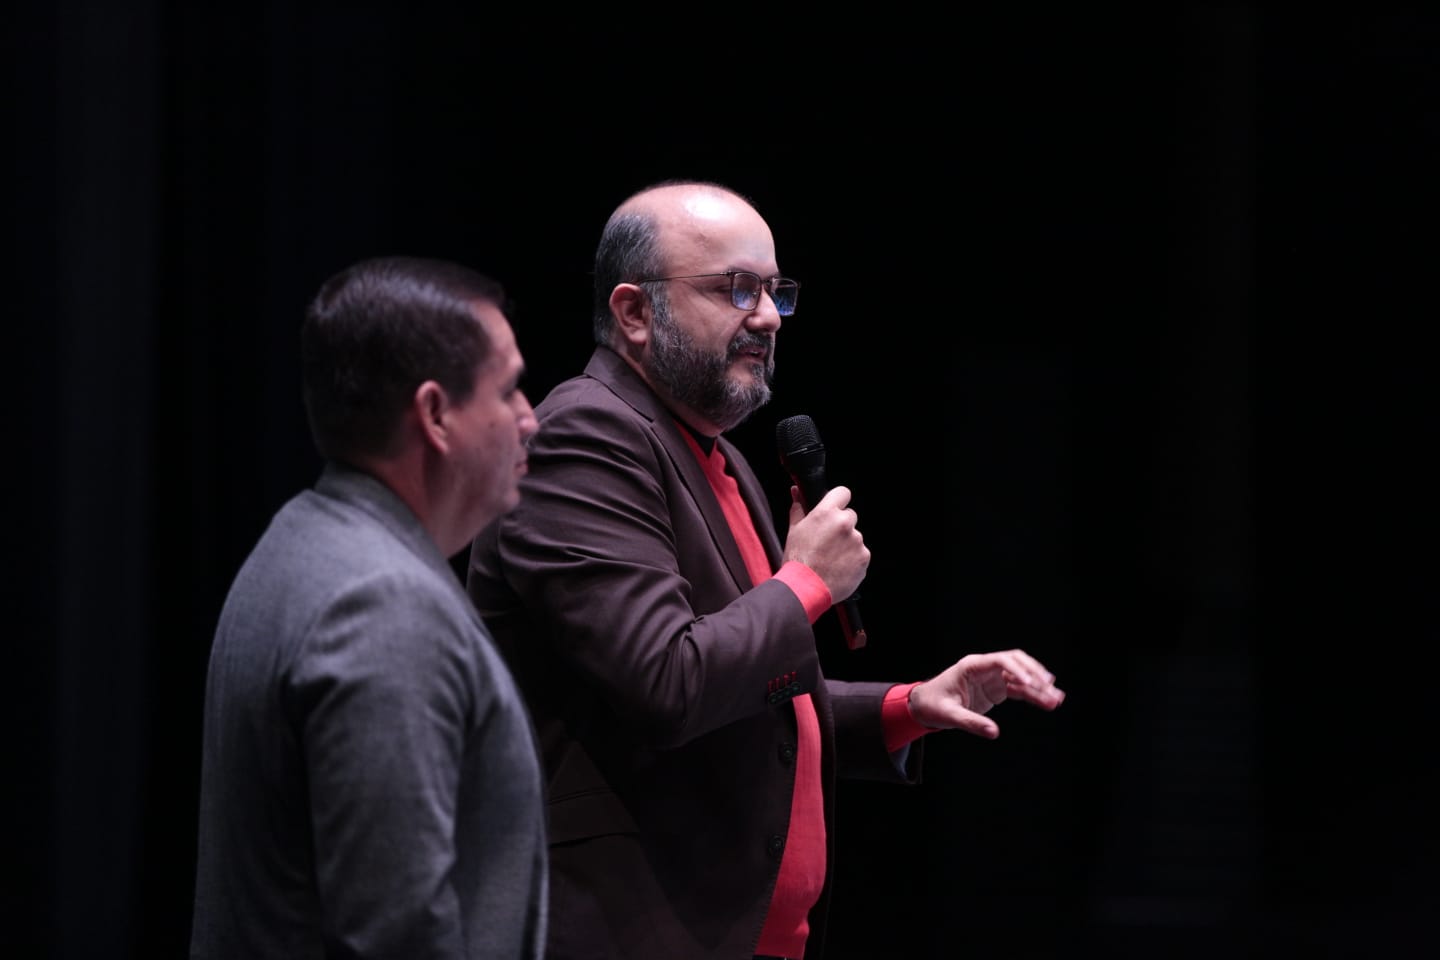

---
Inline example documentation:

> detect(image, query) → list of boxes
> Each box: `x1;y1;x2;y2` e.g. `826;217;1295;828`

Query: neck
355;451;468;558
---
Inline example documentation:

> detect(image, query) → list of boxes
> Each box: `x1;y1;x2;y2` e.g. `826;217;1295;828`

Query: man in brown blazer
466;181;1065;960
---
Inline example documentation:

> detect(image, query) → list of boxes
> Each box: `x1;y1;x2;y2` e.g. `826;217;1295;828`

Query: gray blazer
191;464;547;959
468;346;918;960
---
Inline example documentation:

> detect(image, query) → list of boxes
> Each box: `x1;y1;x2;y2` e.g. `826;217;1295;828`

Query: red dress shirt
679;428;930;959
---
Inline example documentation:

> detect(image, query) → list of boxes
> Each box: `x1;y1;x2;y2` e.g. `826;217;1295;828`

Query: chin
730;363;766;387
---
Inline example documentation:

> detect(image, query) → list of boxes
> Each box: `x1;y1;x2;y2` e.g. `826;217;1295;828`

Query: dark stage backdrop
14;6;1436;959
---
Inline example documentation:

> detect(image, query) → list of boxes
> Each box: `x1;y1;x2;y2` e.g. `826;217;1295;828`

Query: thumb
921;703;1000;740
787;486;806;526
953;712;1001;741
911;681;1002;740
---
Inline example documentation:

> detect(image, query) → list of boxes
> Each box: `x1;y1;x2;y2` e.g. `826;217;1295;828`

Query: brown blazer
468;346;919;960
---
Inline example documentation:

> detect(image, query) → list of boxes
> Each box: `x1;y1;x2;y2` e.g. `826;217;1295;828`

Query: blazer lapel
583;348;760;595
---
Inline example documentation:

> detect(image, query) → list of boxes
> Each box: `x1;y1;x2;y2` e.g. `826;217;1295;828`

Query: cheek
488;407;522;444
715;322;746;351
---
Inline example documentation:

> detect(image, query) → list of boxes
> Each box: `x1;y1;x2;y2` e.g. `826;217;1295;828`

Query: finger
1004;670;1066;709
1010;649;1056;684
996;650;1056;689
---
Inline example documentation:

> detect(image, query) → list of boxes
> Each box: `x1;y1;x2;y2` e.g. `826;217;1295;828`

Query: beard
646;290;774;432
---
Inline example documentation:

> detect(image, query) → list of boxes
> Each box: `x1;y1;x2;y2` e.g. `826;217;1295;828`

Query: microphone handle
836;595;867;650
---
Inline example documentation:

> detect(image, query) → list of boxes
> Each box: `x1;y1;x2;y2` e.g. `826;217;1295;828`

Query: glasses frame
634;270;800;316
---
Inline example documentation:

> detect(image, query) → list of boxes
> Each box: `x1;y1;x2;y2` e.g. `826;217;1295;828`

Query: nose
515;391;538;441
747;289;783;333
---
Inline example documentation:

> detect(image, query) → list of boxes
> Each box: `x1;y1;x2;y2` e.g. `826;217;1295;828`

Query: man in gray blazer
467;181;1066;960
191;256;546;959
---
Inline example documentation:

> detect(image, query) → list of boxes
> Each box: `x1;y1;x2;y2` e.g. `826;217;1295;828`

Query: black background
12;6;1437;959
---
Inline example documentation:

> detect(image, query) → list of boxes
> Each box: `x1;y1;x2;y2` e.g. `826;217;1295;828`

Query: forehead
651;189;778;273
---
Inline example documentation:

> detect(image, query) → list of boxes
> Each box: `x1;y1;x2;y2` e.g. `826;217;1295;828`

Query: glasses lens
730;272;762;311
771;279;798;316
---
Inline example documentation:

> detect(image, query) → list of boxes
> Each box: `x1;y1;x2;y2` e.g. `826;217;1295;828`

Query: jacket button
767;834;785;859
778;742;796;765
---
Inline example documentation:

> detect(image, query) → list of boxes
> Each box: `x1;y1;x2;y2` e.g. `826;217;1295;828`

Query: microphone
775;414;868;650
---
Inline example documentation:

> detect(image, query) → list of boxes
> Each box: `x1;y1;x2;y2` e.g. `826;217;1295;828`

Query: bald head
591;181;770;345
617;182;762;250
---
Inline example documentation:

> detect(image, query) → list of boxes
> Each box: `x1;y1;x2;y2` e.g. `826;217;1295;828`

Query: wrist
882;681;931;752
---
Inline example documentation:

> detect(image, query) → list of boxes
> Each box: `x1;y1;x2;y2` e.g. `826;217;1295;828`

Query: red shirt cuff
882;681;932;753
772;561;833;624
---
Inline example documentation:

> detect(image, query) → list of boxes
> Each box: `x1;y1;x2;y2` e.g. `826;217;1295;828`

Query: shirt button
767;834;785;859
777;743;796;765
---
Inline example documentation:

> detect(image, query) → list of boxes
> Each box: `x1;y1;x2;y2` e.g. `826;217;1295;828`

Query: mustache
728;332;774;361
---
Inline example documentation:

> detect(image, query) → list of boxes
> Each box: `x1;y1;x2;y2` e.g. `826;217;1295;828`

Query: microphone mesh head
775;414;823;457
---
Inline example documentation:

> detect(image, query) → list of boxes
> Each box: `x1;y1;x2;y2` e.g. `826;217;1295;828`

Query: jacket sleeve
826;678;926;784
289;571;474;957
480;393;824;750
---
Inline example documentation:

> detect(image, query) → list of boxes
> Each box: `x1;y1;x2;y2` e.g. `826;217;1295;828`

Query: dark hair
591;179;756;345
301;255;505;463
592;212;663;344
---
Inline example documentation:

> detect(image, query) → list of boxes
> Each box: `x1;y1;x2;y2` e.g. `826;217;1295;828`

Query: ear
609;283;651;348
413;380;452;454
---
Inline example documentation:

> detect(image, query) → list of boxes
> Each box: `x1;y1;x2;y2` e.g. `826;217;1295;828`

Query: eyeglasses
635;270;800;316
